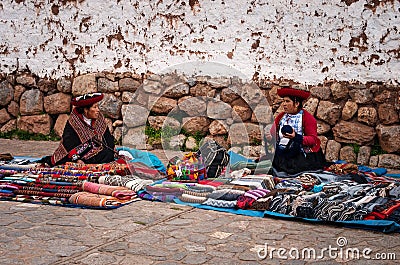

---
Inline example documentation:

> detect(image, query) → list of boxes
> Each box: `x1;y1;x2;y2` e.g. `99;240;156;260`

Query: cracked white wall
0;0;399;84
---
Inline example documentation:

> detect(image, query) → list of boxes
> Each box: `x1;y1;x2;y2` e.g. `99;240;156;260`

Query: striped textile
98;175;153;192
82;181;136;200
69;191;137;208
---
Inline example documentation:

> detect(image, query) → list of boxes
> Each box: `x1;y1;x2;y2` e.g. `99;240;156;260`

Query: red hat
277;86;310;100
71;92;104;107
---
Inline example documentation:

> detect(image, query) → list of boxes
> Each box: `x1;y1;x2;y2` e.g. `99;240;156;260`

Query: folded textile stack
231;175;275;190
98;175;153;192
154;160;400;231
0;161;154;209
69;192;137;208
230;159;272;174
236;188;271;210
69;181;138;208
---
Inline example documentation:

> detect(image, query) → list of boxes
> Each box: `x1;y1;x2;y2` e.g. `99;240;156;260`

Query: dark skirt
272;148;326;175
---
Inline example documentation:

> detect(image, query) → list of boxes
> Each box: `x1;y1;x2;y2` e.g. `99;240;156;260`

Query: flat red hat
71;92;104;107
277;87;310;100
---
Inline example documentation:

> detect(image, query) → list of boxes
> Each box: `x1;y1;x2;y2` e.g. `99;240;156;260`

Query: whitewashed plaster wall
0;0;399;84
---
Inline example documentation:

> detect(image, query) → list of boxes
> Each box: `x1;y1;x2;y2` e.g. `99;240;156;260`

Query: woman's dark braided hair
288;96;303;110
75;104;94;114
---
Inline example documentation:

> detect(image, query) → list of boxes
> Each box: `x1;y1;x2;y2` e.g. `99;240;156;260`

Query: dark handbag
197;140;229;178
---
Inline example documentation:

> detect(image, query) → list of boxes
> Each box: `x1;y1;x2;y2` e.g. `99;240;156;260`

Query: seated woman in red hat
264;86;326;175
40;92;116;166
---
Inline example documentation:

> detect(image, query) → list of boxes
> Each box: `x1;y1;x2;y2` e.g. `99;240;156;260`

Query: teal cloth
227;151;272;173
227;150;254;165
173;198;265;217
116;147;166;173
174;198;399;233
263;211;400;233
384;174;400;179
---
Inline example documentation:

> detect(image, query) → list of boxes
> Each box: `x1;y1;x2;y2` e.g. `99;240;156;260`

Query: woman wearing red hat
40;92;116;166
265;86;326;175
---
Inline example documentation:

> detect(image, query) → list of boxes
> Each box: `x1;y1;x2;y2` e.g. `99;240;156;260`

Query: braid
288;96;303;110
75;104;94;114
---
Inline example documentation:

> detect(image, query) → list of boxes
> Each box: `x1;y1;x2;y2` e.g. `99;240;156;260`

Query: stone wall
0;0;399;85
0;71;399;169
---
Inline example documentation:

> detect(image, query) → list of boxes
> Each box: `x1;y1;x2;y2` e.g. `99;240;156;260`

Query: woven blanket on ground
1;158;143;209
207;189;244;201
126;162;165;180
54;161;131;176
230;177;269;190
82;181;136;200
13;189;73;198
32;167;103;183
141;168;400;233
203;198;237;208
146;185;183;196
1;178;82;200
230;159;272;174
142;181;219;203
216;184;252;192
0;194;70;205
69;191;138;208
179;193;208;204
98;175;153;192
12;182;81;193
137;190;177;202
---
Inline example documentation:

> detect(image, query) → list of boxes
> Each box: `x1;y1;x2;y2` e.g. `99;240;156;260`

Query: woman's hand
283;131;295;139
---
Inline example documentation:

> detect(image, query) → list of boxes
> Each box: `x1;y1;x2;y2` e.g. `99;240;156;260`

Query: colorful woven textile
202;198;237;208
326;163;359;175
207;189;244;201
138;190;177;202
127;162;165;180
54;161;131;176
179;193;208;204
13;189;73;198
1;194;70;205
69;191;137;208
146;185;183;194
167;152;207;182
98;175;153;192
82;181;136;200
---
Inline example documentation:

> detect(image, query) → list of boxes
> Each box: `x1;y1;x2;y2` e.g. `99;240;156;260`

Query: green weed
0;129;60;141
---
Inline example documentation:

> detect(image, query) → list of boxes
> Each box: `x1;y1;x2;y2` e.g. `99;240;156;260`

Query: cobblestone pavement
0;139;399;265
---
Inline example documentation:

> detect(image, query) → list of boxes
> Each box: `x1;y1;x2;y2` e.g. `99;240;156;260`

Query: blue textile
384;174;400;179
334;160;388;176
173;198;265;217
227;150;254;165
263;211;400;233
116;147;166;173
358;165;387;176
174;198;399;233
13;156;40;162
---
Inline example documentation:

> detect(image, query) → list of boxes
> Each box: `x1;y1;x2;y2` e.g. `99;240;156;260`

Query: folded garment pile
0;161;159;209
138;165;400;227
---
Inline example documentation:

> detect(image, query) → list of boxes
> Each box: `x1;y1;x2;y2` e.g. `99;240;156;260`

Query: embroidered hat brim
277;88;310;100
71;93;104;107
